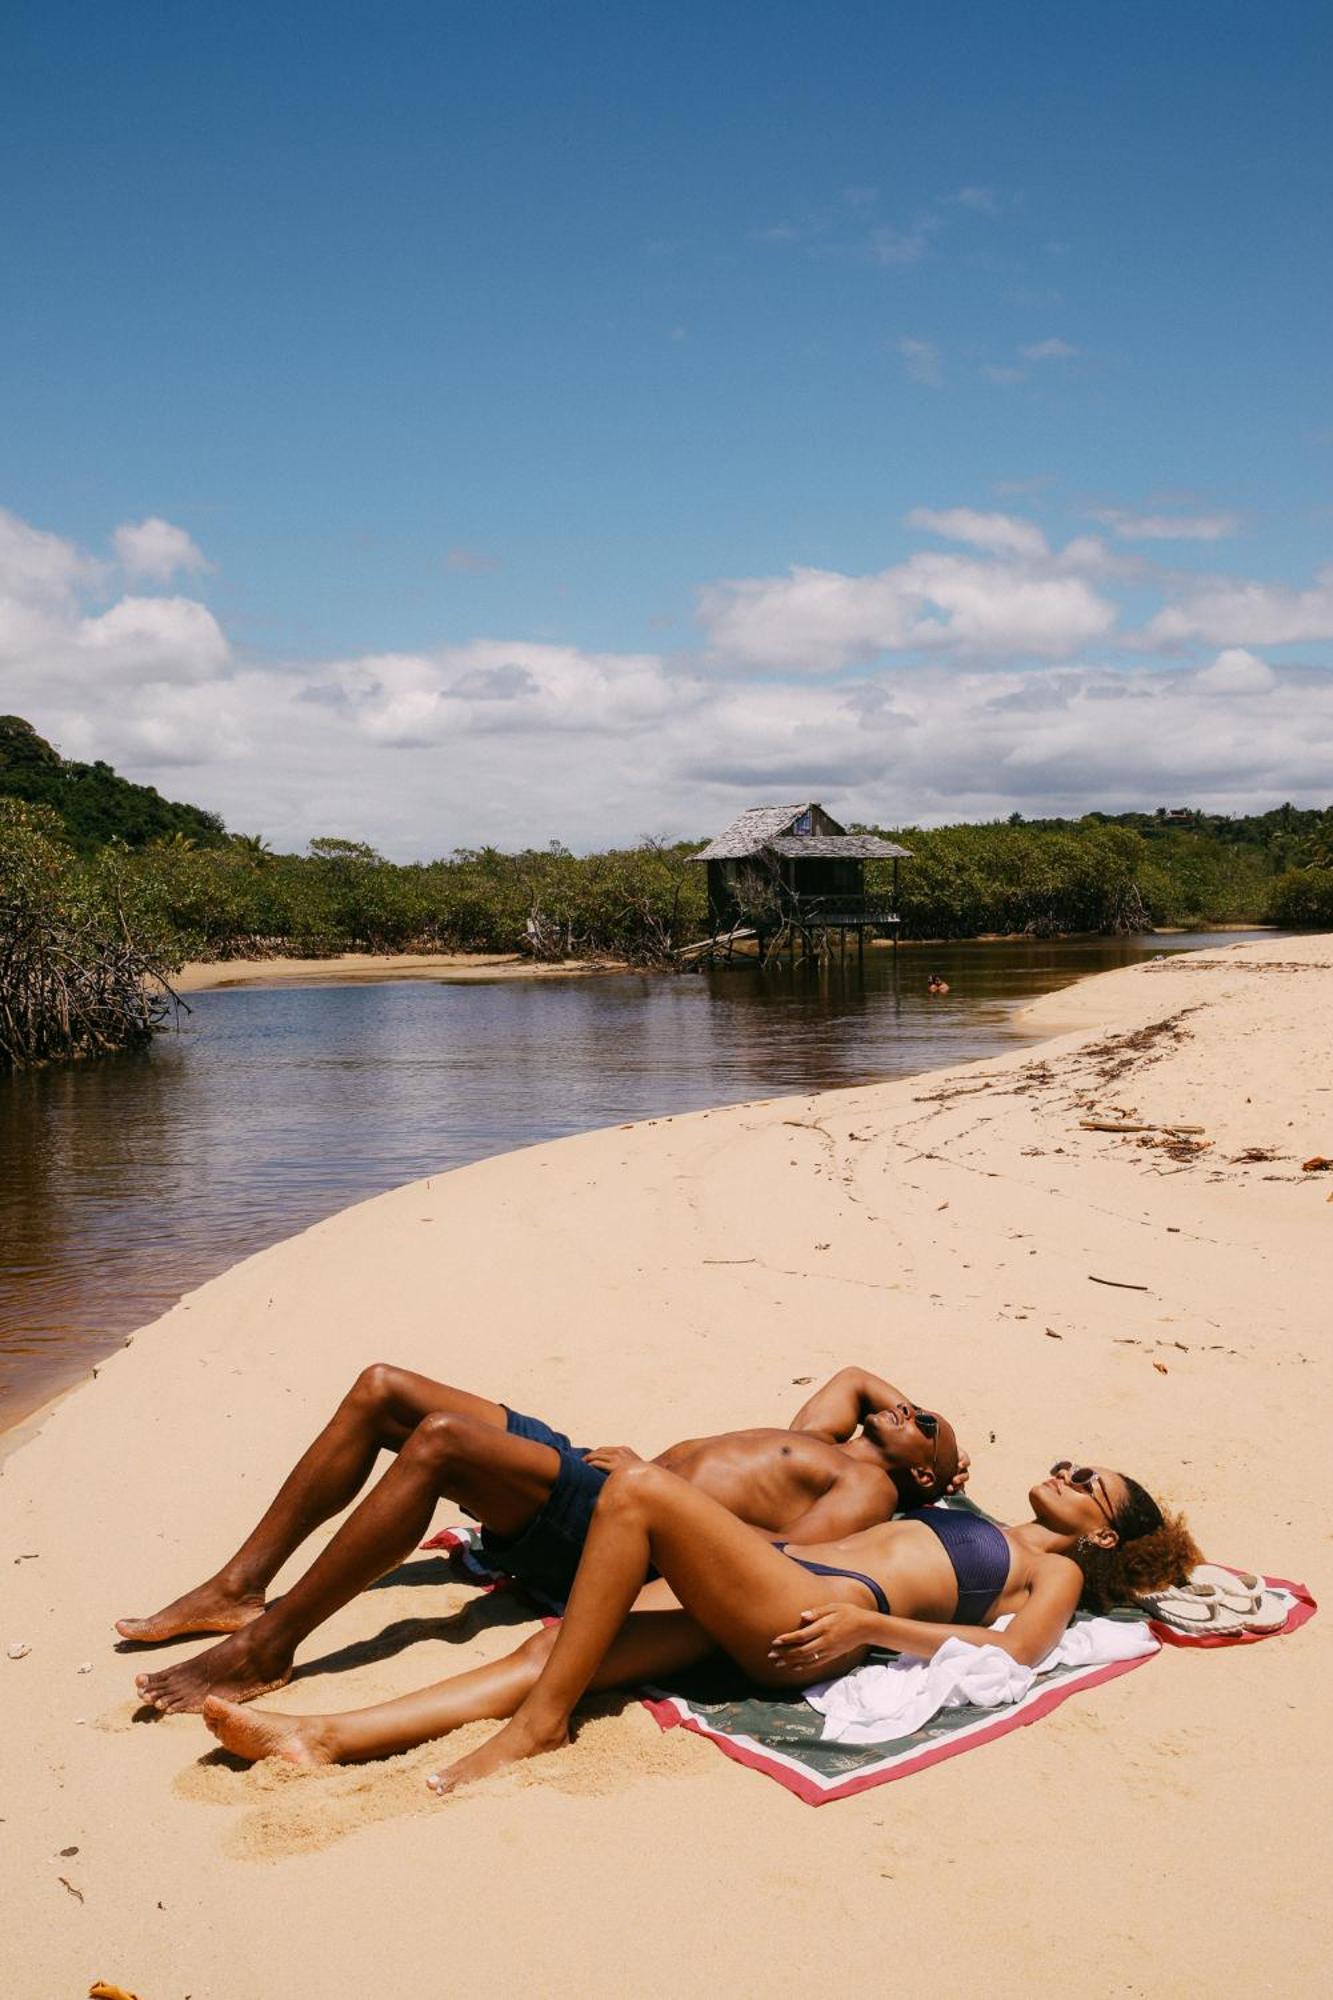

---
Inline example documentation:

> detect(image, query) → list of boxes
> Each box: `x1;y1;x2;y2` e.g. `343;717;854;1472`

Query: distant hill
0;716;228;851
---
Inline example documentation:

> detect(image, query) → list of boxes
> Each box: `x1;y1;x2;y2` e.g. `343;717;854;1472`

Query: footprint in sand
174;1705;713;1860
93;1700;159;1734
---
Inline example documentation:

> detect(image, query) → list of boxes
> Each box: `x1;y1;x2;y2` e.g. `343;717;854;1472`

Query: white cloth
805;1614;1160;1745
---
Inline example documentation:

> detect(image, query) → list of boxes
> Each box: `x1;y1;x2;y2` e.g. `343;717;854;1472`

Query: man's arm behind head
788;1366;908;1440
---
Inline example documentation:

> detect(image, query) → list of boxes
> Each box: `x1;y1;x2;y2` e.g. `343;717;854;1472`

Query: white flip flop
1241;1590;1291;1634
1140;1586;1229;1629
1188;1563;1264;1614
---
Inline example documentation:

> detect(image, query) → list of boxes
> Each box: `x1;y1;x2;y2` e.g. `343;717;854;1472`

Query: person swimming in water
927;971;949;994
199;1454;1197;1789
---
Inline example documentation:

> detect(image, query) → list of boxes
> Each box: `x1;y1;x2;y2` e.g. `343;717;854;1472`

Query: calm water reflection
0;933;1261;1428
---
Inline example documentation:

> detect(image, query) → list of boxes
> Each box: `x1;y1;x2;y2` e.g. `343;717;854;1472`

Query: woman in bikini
201;1449;1198;1791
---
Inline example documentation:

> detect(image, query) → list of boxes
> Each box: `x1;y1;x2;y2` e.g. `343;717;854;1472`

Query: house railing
775;893;900;927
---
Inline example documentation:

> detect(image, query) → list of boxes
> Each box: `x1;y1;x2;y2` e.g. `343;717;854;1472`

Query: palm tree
231;833;275;866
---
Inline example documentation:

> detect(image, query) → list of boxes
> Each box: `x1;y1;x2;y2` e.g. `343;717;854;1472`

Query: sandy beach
172;950;626;992
2;932;1328;1998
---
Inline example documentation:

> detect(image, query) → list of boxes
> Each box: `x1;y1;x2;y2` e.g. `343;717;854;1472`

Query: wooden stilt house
691;803;910;957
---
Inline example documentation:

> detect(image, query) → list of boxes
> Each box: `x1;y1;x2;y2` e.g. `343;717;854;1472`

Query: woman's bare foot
202;1696;336;1767
135;1628;293;1714
426;1713;569;1795
116;1578;265;1645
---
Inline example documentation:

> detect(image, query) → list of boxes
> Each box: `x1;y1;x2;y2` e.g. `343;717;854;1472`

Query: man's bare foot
116;1578;265;1645
135;1628;292;1714
425;1713;569;1795
202;1696;335;1767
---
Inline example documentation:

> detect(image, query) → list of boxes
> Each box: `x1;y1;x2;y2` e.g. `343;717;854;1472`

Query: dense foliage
45;801;1331;971
113;835;707;963
0;715;227;853
3;717;1332;1067
862;809;1333;936
865;822;1149;937
1269;866;1333;928
0;801;183;1066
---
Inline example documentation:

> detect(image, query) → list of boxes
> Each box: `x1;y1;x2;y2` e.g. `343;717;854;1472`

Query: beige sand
2;933;1328;1998
173;949;624;992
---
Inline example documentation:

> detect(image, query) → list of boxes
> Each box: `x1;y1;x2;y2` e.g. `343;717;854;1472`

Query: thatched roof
693;804;816;859
768;833;911;859
693;804;911;862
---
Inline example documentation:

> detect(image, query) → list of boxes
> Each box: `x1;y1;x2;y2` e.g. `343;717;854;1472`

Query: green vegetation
864;807;1333;937
0;715;227;852
3;717;1332;1067
114;834;706;963
1269;866;1333;928
0;800;182;1066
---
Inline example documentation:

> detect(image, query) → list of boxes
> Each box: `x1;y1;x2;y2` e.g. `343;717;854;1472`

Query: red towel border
1149;1569;1317;1648
420;1528;1316;1804
640;1650;1158;1806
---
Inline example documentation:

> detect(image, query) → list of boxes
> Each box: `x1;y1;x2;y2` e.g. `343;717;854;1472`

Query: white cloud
113;517;211;582
0;508;105;663
1194;648;1277;694
898;336;942;386
3;500;1330;857
0;507;101;606
699;550;1115;671
1096;510;1241;543
342;640;689;748
76;596;230;683
1144;564;1333;647
667;658;1333;824
906;508;1049;559
1021;337;1078;361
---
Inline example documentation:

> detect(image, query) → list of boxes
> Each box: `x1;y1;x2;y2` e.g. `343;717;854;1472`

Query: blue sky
2;2;1330;853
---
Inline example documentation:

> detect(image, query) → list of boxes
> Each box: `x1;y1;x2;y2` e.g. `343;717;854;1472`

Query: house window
792;810;813;835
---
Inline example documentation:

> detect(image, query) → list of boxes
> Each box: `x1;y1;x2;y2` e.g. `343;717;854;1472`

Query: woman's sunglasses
1051;1460;1118;1532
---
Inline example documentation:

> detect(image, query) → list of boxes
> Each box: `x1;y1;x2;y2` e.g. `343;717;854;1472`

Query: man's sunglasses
1051;1460;1118;1533
912;1406;942;1470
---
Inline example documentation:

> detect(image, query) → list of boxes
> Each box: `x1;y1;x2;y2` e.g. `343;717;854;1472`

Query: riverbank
173;929;1280;991
173;949;625;991
2;933;1327;1996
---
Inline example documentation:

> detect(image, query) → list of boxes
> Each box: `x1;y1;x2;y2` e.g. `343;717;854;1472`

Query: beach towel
419;1523;1315;1807
806;1613;1159;1744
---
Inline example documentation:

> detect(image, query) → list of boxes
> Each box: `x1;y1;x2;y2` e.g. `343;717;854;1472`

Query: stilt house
692;803;911;938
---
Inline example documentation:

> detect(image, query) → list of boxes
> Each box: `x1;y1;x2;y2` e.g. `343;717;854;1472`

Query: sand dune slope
1;934;1328;1998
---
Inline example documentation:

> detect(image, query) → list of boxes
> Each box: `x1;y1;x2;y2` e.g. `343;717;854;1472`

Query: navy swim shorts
478;1406;609;1605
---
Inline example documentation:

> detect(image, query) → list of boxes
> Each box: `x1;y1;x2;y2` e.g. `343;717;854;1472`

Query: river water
0;933;1262;1430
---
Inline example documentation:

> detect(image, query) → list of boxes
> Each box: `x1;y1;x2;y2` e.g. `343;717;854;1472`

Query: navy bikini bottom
777;1544;891;1615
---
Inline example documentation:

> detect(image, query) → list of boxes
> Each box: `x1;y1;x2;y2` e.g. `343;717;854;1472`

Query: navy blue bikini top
917;1508;1011;1624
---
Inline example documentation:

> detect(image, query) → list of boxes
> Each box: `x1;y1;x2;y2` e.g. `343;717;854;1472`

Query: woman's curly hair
1073;1476;1202;1612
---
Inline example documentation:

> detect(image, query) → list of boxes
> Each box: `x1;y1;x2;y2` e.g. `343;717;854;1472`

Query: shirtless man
122;1362;961;1713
